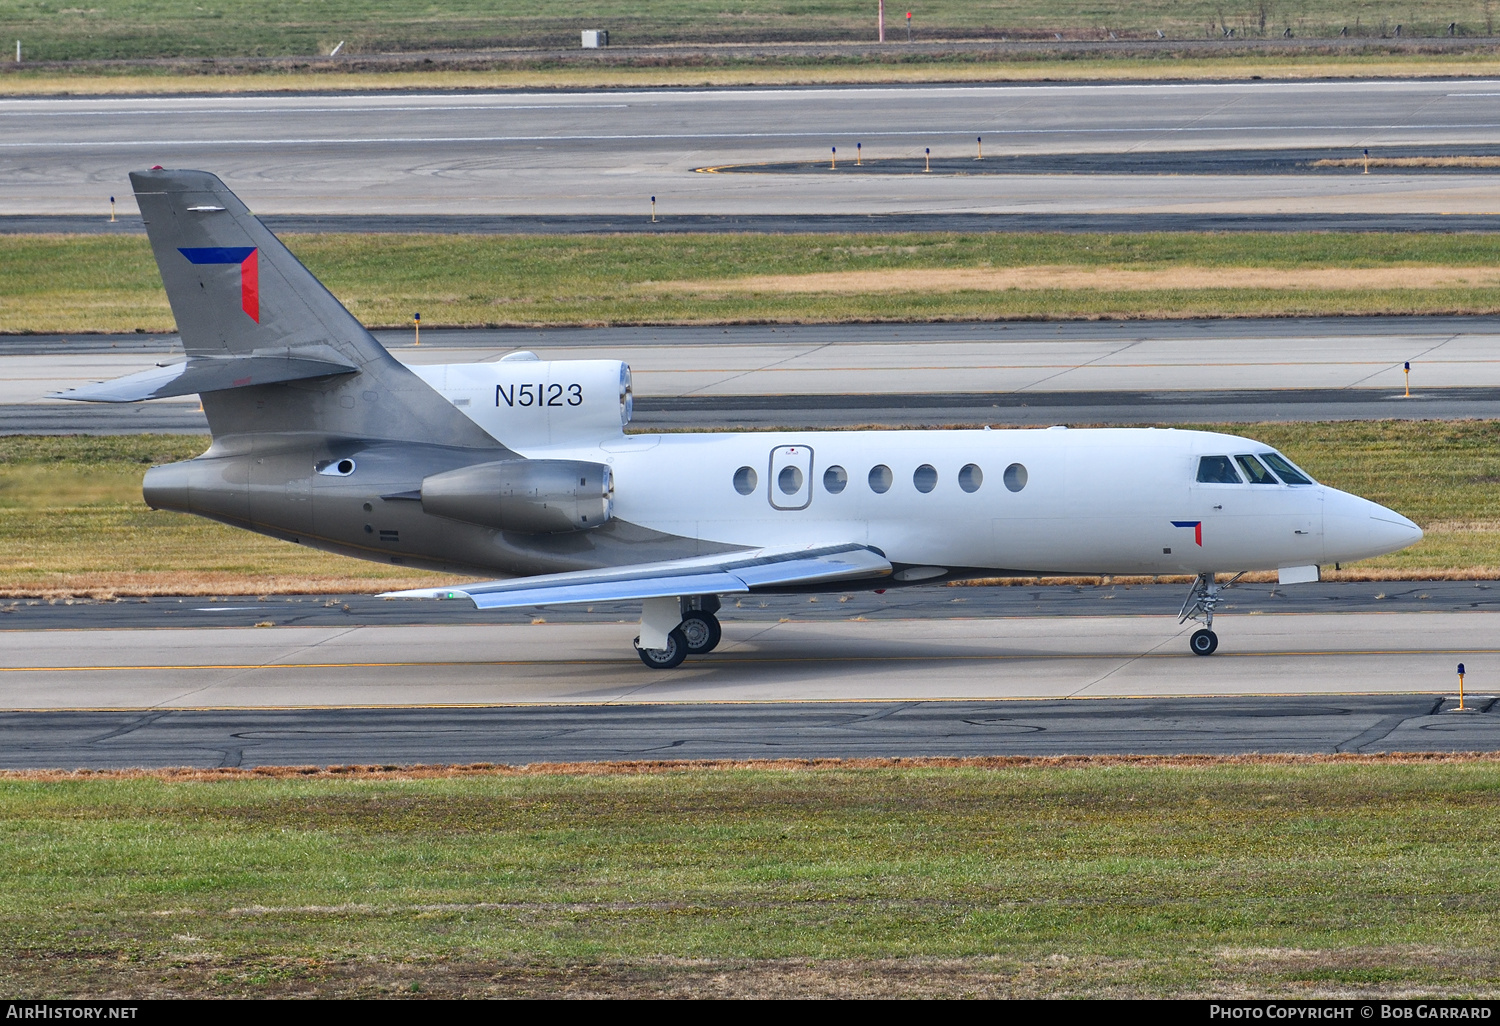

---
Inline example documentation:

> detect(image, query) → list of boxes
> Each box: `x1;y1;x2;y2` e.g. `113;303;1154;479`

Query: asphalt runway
4;695;1492;770
10;81;1500;215
708;145;1500;176
2;602;1497;766
10;318;1500;432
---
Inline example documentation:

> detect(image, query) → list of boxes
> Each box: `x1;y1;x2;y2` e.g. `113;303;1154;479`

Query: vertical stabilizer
130;168;503;452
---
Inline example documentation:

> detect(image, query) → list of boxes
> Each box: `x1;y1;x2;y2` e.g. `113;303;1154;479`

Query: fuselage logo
1171;520;1203;546
179;247;259;323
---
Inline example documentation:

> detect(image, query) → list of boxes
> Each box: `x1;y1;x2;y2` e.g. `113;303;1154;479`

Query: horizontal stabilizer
52;346;358;403
381;543;891;610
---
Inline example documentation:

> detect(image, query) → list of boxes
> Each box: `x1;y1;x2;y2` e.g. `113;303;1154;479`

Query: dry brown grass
0;572;470;601
9;58;1500;97
663;265;1500;294
954;566;1500;587
8;751;1499;782
1313;155;1500;168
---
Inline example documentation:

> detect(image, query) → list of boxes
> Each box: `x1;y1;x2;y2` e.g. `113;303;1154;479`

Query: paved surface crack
1336;696;1445;752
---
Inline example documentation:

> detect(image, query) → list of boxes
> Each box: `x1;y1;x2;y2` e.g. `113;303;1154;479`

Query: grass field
14;232;1500;334
0;422;1493;596
2;0;1495;61
12;54;1500;95
2;757;1498;998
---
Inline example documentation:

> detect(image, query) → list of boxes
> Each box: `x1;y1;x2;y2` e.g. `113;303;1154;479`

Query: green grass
11;232;1500;334
3;760;1499;997
0;422;1494;595
0;435;446;595
2;0;1494;61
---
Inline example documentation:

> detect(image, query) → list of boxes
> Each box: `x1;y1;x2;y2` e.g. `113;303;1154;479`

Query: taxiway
9;318;1500;432
8;81;1500;215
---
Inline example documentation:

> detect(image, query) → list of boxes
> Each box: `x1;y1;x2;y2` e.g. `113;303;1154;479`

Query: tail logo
179;247;259;323
1171;520;1204;546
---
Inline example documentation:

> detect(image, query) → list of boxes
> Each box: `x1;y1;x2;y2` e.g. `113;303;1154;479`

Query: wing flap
381;543;891;609
470;573;748;611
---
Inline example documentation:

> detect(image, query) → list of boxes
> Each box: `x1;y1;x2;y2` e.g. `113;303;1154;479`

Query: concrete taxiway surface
9;81;1500;215
1;613;1492;711
9;318;1499;432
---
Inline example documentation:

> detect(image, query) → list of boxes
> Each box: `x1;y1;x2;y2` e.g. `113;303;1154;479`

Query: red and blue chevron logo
179;247;259;323
1171;520;1203;546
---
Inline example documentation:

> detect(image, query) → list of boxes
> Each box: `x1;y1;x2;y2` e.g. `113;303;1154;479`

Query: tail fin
130;167;502;452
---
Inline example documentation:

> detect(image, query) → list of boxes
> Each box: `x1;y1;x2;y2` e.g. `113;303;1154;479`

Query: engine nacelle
420;459;613;534
410;353;632;449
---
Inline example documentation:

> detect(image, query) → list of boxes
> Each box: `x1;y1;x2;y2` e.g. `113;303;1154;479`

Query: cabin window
868;464;893;494
1196;456;1242;484
733;466;757;495
1259;451;1314;485
958;464;983;492
1235;454;1279;485
913;464;938;493
823;465;848;494
1003;463;1028;492
778;464;804;495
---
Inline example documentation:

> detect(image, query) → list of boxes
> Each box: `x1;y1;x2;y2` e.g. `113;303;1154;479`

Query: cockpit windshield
1234;454;1279;485
1196;455;1242;484
1258;451;1314;485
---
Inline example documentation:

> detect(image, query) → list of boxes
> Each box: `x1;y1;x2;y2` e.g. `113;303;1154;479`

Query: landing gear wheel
635;628;688;669
679;611;722;654
1190;628;1219;656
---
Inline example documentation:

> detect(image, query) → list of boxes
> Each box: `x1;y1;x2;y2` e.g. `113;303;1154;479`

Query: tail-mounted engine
420;459;613;534
410;353;632;449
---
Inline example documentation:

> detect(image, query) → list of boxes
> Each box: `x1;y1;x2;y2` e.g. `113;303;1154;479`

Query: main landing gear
1178;572;1242;656
634;595;722;669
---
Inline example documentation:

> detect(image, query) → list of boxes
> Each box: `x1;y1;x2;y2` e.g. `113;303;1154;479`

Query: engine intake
420;459;613;534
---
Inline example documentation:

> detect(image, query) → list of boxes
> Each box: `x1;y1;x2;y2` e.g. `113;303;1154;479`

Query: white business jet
61;170;1423;669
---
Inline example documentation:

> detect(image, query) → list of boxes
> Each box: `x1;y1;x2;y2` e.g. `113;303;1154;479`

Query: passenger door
768;444;814;510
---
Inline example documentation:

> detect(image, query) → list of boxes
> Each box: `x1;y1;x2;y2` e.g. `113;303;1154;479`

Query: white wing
380;543;891;610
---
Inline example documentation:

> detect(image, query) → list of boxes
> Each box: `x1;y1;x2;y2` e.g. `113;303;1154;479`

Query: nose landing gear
1189;628;1219;656
1178;572;1240;656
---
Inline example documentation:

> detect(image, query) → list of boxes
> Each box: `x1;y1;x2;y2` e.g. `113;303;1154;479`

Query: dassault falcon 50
58;169;1423;667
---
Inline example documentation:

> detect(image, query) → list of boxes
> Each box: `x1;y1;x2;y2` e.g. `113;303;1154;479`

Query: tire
679;612;722;654
635;628;688;669
1190;628;1219;656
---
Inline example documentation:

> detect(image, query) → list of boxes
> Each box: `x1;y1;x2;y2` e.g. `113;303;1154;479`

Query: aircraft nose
1323;489;1422;563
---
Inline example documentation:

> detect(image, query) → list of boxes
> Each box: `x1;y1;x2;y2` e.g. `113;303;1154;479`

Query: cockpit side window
1259;451;1314;485
1196;455;1242;484
1234;454;1279;485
